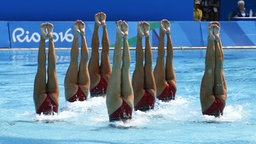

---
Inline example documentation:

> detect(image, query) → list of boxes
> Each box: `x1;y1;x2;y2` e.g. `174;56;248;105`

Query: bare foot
121;21;128;38
95;12;106;26
138;21;144;37
208;22;220;41
40;23;48;39
116;20;128;38
40;22;53;39
143;21;150;37
212;23;220;41
160;19;170;34
78;20;85;34
74;20;81;34
208;23;215;41
116;20;123;37
46;23;53;38
211;21;220;27
100;12;106;26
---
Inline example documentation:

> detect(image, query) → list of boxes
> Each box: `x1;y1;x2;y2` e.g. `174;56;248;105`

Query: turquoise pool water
0;49;255;144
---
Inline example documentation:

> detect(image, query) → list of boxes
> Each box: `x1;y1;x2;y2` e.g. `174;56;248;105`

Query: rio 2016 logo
12;27;74;43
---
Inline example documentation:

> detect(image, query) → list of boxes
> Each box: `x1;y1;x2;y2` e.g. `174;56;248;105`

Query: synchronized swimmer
33;12;227;122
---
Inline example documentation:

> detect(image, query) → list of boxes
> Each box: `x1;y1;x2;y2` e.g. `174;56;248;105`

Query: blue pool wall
1;21;256;48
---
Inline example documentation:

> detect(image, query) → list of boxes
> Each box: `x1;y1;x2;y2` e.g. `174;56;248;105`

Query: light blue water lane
0;49;256;144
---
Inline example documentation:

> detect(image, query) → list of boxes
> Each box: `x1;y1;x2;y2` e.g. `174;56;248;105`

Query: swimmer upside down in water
89;12;112;97
33;22;59;115
132;21;156;112
200;21;227;117
154;19;177;102
106;20;134;122
64;20;90;102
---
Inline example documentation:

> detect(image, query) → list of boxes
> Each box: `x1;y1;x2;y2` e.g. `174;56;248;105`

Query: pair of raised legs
89;12;111;97
106;20;134;122
132;21;156;111
200;22;227;117
33;23;59;115
154;19;177;101
64;20;90;102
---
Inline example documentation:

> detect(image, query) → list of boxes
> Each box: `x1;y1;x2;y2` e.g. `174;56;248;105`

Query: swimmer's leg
64;21;79;100
33;24;47;111
78;21;90;97
200;23;216;112
154;21;167;97
144;22;156;97
213;24;227;104
88;18;100;90
121;21;134;108
106;20;123;115
100;13;112;82
46;23;59;107
165;29;176;89
132;22;145;106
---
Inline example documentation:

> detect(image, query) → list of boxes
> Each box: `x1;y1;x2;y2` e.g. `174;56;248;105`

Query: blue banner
0;21;10;48
9;21;74;48
7;21;256;48
9;21;139;48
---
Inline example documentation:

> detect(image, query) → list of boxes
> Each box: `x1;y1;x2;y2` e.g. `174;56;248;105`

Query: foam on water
20;95;246;128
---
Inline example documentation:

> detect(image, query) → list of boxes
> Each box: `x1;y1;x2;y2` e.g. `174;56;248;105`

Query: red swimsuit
203;97;224;117
135;91;155;111
68;87;87;102
109;101;132;122
90;76;108;97
157;83;176;101
37;96;58;115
